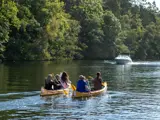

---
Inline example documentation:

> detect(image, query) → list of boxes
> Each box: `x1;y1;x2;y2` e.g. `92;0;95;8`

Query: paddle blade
71;84;76;91
102;82;107;86
63;89;68;95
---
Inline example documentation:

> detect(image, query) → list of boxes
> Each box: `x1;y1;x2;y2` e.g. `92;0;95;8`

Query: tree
0;0;20;59
103;11;121;58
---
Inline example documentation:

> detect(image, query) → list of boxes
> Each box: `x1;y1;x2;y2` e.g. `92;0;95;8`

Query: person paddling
92;72;102;90
44;73;62;90
44;74;55;90
60;71;71;89
76;75;90;92
53;74;62;90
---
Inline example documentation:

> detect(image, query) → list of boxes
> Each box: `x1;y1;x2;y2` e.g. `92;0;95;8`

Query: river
0;60;160;120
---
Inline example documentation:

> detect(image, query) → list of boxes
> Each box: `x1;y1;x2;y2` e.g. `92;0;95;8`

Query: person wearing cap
76;75;90;92
92;72;102;90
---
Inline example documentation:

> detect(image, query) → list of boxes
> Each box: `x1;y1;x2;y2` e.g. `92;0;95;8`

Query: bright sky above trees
147;0;160;8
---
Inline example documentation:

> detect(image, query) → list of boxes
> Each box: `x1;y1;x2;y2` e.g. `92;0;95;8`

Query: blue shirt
76;79;89;92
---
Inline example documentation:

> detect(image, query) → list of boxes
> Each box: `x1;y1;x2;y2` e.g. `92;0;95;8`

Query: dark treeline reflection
1;61;160;95
0;61;107;93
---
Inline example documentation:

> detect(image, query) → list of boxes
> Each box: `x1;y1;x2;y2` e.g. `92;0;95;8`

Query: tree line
0;0;160;61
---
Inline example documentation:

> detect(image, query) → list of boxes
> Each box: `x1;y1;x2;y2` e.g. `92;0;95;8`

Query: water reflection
0;61;160;120
0;61;107;93
132;61;160;66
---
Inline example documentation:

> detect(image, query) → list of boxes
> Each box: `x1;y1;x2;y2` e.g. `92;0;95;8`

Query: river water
0;60;160;120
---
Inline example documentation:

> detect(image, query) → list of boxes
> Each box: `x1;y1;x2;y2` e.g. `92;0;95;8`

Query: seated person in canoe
44;74;62;90
76;75;90;92
44;74;54;90
53;74;62;90
60;71;71;89
92;72;103;90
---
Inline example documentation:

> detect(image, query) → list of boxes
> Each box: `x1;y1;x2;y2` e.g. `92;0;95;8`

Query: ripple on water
0;89;160;120
0;91;40;102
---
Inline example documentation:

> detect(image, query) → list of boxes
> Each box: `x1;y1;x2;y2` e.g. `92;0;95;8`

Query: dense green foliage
0;0;160;60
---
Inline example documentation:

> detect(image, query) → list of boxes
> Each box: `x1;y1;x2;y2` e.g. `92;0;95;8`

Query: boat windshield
117;55;130;58
115;55;132;60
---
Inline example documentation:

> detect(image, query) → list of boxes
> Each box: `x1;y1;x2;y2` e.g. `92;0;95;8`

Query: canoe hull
40;86;70;96
72;82;107;98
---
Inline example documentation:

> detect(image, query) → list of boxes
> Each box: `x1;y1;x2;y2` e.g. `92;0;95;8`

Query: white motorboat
115;55;132;64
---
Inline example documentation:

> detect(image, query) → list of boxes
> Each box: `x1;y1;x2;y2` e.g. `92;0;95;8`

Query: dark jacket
44;79;54;90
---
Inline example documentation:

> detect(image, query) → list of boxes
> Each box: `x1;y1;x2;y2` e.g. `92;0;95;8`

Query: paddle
71;84;76;91
63;89;68;95
102;82;107;86
88;76;93;79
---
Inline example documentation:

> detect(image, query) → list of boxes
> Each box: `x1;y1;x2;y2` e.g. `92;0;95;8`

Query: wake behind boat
115;55;132;65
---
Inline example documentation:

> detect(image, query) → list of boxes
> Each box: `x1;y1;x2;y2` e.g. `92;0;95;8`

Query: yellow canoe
72;82;107;98
40;85;70;96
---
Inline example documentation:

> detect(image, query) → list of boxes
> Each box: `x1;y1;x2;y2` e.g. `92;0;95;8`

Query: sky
147;0;160;9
